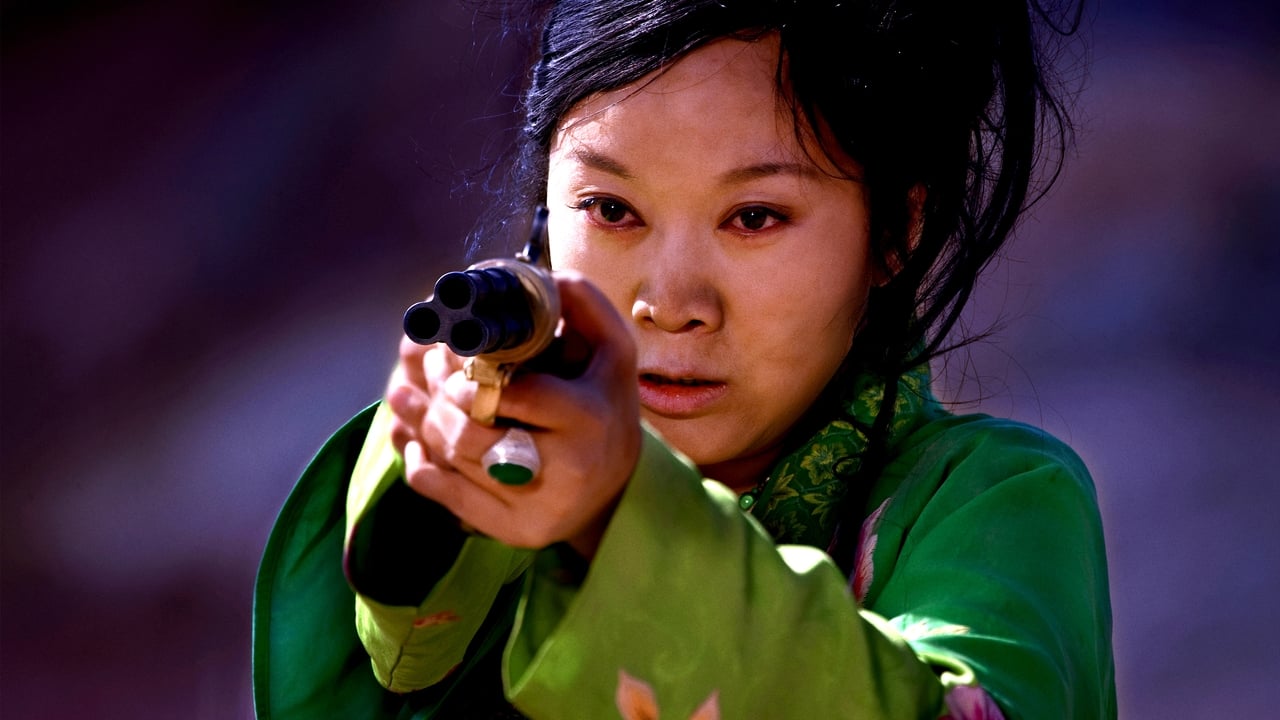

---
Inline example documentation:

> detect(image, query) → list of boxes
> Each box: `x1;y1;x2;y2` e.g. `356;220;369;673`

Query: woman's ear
873;183;926;287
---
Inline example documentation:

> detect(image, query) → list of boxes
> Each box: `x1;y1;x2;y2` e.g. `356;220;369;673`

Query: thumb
553;272;635;383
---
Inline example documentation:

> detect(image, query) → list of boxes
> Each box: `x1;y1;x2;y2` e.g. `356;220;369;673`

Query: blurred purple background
1;1;1276;717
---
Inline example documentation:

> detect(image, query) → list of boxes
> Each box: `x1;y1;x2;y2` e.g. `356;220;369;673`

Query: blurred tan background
2;1;1277;716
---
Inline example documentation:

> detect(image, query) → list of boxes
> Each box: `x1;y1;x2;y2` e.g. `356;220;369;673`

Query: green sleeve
504;425;946;719
866;418;1116;719
254;405;396;720
345;404;534;693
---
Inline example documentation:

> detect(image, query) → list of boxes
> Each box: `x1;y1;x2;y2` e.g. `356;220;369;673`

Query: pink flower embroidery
941;685;1006;720
616;669;719;720
851;498;891;602
412;610;460;628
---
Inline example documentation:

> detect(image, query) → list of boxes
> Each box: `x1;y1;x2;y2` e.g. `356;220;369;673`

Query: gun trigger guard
464;358;514;426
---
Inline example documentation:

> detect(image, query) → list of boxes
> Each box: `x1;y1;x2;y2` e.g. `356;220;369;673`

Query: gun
403;207;560;427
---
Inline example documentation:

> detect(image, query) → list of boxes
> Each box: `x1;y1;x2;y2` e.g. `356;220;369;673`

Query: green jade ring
483;428;540;485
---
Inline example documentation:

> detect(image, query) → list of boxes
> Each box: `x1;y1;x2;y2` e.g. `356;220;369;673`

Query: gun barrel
403;266;539;357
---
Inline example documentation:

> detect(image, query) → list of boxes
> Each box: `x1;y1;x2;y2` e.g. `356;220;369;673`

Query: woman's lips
637;372;728;417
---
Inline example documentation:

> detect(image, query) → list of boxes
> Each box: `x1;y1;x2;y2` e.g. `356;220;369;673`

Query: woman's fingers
387;383;427;422
423;343;464;398
397;335;430;389
386;383;428;456
393;339;465;401
385;343;472;453
402;439;516;532
421;373;507;475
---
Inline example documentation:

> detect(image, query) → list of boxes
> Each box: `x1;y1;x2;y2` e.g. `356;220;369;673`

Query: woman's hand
384;272;641;557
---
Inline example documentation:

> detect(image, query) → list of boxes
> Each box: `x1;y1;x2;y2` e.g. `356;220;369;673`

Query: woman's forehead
556;38;783;133
549;35;850;178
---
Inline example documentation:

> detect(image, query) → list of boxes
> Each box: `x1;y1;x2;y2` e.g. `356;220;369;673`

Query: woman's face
546;35;874;490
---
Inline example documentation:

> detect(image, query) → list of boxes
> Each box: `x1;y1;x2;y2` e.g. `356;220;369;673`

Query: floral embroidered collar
746;363;940;549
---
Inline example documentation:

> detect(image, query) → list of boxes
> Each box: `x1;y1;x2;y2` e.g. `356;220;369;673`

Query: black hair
482;0;1083;381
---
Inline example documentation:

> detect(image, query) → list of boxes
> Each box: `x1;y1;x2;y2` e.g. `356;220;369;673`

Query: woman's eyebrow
720;162;821;185
570;147;634;179
570;147;820;184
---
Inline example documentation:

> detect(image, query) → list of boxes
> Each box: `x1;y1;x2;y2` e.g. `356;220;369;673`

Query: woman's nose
630;230;723;333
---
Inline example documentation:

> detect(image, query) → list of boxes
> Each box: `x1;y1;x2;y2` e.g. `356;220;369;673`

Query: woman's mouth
637;373;728;417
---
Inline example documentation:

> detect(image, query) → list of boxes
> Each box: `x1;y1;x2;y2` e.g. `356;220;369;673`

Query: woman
254;1;1115;718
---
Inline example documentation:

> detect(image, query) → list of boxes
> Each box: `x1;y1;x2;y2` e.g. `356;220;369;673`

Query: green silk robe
254;398;1115;719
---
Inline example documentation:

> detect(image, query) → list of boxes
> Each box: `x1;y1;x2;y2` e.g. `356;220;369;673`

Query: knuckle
389;423;413;451
442;371;473;401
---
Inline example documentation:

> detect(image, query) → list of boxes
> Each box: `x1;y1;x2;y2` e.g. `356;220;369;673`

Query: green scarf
748;363;940;549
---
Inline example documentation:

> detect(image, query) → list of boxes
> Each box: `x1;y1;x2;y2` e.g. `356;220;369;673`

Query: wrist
565;491;622;560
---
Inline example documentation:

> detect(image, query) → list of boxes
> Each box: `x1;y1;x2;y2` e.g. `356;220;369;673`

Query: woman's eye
574;197;635;226
727;206;786;233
